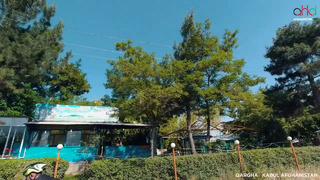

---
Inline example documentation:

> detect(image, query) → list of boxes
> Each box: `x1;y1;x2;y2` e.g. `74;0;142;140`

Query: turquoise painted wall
105;146;150;158
25;146;150;161
24;146;96;162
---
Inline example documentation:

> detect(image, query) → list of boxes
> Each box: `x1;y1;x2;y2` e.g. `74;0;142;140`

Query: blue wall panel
25;146;150;161
24;146;96;162
105;146;150;158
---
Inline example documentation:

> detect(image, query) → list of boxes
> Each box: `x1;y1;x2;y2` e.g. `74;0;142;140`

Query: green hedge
80;146;320;180
0;158;69;180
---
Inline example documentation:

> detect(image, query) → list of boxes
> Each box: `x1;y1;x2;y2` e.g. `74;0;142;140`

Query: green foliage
0;0;90;117
265;18;320;110
265;19;320;106
264;18;320;143
0;157;69;180
106;40;185;126
106;11;265;154
175;11;265;112
206;139;226;150
159;116;187;137
0;99;20;116
172;11;264;153
63;174;79;180
282;109;320;145
106;40;187;155
232;90;288;143
80;147;320;180
48;96;104;107
48;53;90;102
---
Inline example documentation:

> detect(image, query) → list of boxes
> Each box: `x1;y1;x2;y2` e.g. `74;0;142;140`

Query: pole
8;127;17;157
289;140;301;172
236;144;243;173
18;127;27;159
54;149;61;178
172;147;178;180
2;125;12;158
235;140;243;173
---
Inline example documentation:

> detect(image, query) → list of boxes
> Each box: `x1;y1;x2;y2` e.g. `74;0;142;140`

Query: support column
150;126;158;157
18;127;27;159
2;126;12;158
8;127;17;157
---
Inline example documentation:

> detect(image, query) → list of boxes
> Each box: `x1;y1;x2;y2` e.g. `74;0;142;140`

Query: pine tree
0;0;90;116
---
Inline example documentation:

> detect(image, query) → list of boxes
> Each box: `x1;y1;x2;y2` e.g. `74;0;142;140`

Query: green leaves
263;18;320;143
48;52;90;101
0;0;90;116
106;41;184;124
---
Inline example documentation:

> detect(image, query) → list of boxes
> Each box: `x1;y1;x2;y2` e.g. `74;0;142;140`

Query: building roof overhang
26;121;152;130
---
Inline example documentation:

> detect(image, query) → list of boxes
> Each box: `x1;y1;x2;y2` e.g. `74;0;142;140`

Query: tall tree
173;12;207;154
196;28;264;142
265;18;320;110
265;18;320;143
173;12;264;153
106;41;184;156
0;0;90;116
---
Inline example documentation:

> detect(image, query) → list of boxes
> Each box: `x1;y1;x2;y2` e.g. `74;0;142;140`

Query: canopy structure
26;121;152;130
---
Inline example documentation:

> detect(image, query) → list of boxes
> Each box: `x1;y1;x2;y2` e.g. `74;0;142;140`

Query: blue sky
48;0;314;101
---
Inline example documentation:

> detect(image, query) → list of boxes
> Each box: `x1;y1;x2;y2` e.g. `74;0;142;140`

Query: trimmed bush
80;146;320;180
0;157;69;180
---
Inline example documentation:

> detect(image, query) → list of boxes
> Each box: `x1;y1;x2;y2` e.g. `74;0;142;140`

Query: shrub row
0;157;69;180
80;146;320;180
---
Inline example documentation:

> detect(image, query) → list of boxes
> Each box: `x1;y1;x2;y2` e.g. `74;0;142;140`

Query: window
81;130;96;146
49;130;66;147
30;131;49;147
66;131;81;146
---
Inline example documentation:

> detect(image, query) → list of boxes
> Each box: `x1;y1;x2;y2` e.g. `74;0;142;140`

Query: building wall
24;129;151;162
25;146;96;162
24;145;151;161
105;146;150;158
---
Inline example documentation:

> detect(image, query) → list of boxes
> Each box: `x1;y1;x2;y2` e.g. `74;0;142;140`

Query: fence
160;141;319;156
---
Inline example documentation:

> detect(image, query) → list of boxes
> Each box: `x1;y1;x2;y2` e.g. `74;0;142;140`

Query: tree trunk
307;73;320;109
205;99;212;154
187;102;197;154
206;99;211;142
150;126;158;157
